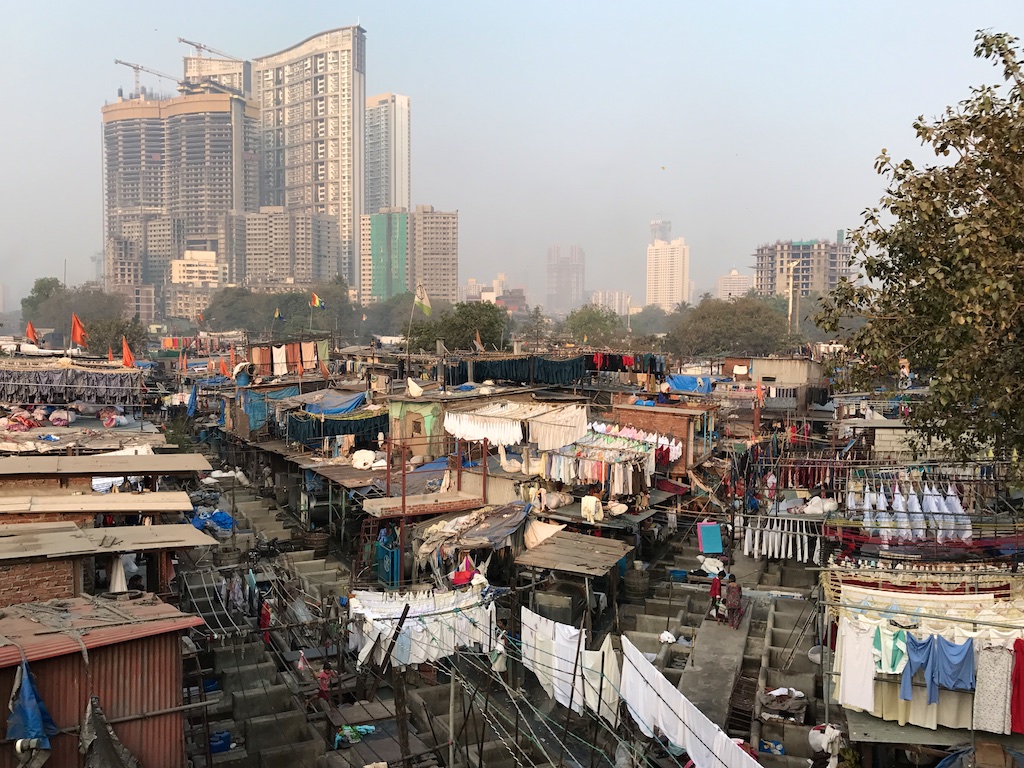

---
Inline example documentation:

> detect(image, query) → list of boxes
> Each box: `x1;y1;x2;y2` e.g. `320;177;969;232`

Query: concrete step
244;710;307;752
291;559;330;575
214;643;268;671
285;549;316;565
231;684;294;720
258;739;324;768
221;661;279;693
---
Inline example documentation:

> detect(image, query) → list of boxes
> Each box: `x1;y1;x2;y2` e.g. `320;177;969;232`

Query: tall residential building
359;208;409;304
231;206;340;288
645;237;690;312
166;250;230;320
409;205;458;304
358;205;458;305
182;56;252;97
102;86;258;320
591;290;632;316
365;94;411;215
545;245;585;316
753;231;853;297
650;219;671;245
253;27;367;285
717;269;751;300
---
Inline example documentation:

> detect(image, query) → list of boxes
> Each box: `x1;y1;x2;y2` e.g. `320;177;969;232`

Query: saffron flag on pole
121;337;135;368
296;356;304;378
107;347;114;361
319;359;331;380
24;321;38;345
310;292;325;309
71;314;87;347
220;358;230;377
414;285;432;316
229;344;237;369
474;329;485;353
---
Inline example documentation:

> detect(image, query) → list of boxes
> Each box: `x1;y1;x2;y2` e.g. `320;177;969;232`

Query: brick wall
0;559;76;607
0;512;94;527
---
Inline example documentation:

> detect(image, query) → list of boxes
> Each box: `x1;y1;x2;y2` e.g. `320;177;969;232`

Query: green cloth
316;339;330;362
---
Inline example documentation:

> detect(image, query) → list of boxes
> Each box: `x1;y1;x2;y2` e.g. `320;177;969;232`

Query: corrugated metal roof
0;491;193;515
0;595;203;668
0;453;211;476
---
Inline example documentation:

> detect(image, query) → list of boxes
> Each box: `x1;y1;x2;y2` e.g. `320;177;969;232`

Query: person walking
725;574;743;629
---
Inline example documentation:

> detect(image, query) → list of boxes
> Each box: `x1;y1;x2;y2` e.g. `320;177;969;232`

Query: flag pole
405;288;418;376
309;301;313;332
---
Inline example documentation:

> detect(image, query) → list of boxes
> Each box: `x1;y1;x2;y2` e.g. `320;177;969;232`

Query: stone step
290;559;329;574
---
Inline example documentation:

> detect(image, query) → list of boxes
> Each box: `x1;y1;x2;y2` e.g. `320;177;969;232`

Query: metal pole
448;651;457;768
555;616;587;768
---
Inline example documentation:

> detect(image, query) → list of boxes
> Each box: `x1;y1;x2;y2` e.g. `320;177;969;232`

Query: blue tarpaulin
6;661;58;749
665;374;712;394
241;386;300;431
186;384;198;417
305;391;365;416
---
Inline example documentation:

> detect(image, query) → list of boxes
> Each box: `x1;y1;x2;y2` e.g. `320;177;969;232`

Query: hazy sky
2;1;1024;308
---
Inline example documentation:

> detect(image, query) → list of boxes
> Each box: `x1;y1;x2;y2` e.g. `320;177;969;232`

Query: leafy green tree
667;296;787;357
565;305;624;346
86;317;147;358
34;287;126;331
409;302;510;352
629;305;670;336
818;31;1024;459
516;307;548;347
21;278;65;323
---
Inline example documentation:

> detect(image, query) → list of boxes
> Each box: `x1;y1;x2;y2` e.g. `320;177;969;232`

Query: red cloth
1013;639;1024;733
709;576;722;600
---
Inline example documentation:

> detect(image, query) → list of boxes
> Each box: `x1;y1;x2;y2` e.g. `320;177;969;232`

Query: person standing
709;571;724;621
725;574;743;629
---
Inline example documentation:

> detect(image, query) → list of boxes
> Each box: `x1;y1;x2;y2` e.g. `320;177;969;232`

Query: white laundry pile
620;636;761;768
350;584;495;668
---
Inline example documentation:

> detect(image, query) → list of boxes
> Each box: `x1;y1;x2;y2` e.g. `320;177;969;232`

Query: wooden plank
327;699;396;727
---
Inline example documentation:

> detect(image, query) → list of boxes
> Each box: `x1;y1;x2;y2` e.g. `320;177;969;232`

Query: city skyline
3;2;1024;307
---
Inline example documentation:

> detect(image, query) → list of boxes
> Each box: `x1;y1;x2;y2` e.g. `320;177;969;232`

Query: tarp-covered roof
414;502;531;564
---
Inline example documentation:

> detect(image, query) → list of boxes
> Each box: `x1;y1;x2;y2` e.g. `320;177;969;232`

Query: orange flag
319;359;330;380
229;344;237;369
121;336;135;368
296;357;304;378
71;313;87;347
107;347;114;361
220;358;230;377
182;351;188;374
24;321;38;345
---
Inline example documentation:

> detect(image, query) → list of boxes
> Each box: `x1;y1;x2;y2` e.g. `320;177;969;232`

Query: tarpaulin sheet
286;410;388;448
241;386;300;431
415;502;531;563
305;391;365;415
665;374;712;394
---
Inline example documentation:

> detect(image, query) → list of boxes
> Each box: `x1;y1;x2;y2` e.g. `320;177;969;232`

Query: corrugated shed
0;632;186;768
0;595;204;668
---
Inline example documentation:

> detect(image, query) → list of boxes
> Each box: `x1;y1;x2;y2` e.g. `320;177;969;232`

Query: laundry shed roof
515;531;633;576
0;595;203;668
0;453;211;477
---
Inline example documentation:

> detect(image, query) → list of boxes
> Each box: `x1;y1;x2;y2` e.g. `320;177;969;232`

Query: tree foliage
86;317;147;358
30;284;127;332
565;305;624;347
666;296;788;357
818;31;1024;459
204;278;356;338
408;302;510;352
629;305;671;336
21;278;65;323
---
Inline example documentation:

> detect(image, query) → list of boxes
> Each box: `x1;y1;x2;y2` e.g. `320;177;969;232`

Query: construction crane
114;59;181;98
177;37;241;61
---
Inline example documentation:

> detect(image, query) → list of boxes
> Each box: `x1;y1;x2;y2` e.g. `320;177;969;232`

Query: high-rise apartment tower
645;237;690;312
753;231;853;297
253;27;366;284
365;94;410;215
546;245;585;316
